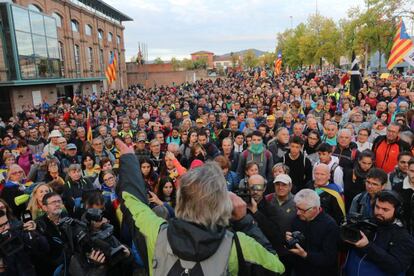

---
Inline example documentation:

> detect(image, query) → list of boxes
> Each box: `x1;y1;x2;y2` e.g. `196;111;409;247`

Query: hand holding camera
285;231;307;258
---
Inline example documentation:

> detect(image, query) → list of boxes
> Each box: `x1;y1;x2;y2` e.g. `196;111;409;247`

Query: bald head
248;174;266;185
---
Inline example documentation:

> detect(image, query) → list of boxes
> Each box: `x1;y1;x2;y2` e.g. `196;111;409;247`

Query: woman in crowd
140;157;158;192
26;183;52;219
2;164;30;218
303;130;321;166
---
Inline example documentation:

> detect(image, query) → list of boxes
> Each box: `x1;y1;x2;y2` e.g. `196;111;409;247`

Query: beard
374;214;395;226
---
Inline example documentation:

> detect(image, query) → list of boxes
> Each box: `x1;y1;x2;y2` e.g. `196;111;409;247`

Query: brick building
0;0;132;117
190;51;214;69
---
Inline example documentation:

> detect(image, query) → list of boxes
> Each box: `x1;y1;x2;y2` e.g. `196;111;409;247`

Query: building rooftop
72;0;133;21
191;51;214;55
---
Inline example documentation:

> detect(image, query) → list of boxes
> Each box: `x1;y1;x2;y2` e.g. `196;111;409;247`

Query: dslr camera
59;209;126;266
235;184;251;204
340;215;377;243
285;231;305;249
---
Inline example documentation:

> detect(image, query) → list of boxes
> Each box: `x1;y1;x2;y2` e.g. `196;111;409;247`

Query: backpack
153;224;248;276
329;162;340;184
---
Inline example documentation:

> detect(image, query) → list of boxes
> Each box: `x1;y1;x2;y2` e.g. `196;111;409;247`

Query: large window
85;24;92;36
59;41;65;77
28;4;41;12
52;12;62;28
87;47;93;73
98;29;104;40
108;32;112;42
11;5;61;79
117;35;121;45
74;44;80;77
71;19;79;32
99;49;104;75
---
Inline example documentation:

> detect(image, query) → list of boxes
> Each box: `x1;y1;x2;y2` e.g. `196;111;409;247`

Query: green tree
243;49;259;68
154;57;164;64
230;52;239;68
259;52;276;67
193;57;208;69
171;57;180;71
180;58;194;70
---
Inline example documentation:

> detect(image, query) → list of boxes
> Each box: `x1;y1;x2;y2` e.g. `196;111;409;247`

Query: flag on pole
105;52;118;85
86;108;93;142
136;44;144;65
350;51;362;97
274;51;282;76
387;18;414;70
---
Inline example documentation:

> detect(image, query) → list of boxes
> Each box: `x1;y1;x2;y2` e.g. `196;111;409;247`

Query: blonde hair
27;183;52;220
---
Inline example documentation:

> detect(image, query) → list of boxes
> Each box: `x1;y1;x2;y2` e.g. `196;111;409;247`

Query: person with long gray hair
116;138;285;275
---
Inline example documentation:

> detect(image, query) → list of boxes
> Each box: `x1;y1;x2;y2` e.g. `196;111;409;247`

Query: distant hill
218;49;267;58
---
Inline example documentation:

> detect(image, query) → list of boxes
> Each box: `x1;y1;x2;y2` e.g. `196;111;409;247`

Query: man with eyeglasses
91;137;115;164
285;189;339;276
35;192;66;275
349;168;388;219
246;174;284;255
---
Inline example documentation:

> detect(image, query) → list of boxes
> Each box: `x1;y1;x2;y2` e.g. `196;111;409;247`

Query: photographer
344;190;414;275
246;174;285;255
349;168;388;219
0;209;48;275
61;206;132;276
286;189;339;276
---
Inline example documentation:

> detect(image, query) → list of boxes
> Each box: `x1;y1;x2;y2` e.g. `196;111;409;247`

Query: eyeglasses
10;171;24;175
296;206;313;213
47;199;63;205
104;176;115;182
248;184;265;191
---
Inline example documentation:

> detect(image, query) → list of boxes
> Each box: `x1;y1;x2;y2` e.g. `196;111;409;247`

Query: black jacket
332;142;358;170
288;211;339;276
62;177;95;218
251;198;285;255
283;152;313;194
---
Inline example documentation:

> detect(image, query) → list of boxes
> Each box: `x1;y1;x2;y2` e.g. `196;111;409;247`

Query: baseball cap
137;137;146;142
183;111;190;116
66;143;77;150
48;130;62;139
196;118;204;123
267;115;275;121
273;174;292;184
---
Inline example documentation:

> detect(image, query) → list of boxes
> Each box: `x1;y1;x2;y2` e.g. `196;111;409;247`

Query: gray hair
338;128;352;137
294;189;320;208
175;162;232;230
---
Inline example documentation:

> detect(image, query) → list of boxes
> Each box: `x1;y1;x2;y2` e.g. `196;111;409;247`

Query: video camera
340;215;377;243
59;209;126;266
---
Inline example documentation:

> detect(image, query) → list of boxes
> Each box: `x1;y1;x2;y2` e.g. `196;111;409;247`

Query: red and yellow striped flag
387;19;414;70
105;52;118;85
86;108;93;142
274;51;282;76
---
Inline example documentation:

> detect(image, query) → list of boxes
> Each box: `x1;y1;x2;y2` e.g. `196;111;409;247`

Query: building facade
190;51;214;69
0;0;132;117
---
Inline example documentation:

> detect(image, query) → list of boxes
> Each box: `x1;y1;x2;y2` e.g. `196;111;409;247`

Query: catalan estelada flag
274;51;282;76
387;18;414;70
105;52;118;85
86;107;93;142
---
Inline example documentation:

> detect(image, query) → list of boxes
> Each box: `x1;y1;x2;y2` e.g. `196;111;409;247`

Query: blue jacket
225;171;240;191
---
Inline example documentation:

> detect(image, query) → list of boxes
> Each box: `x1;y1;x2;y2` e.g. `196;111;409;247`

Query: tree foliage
154;57;164;64
276;0;407;71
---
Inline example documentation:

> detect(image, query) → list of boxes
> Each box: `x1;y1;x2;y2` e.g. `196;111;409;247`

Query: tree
171;57;180;71
259;52;276;68
154;57;164;64
230;52;239;68
180;58;194;70
193;57;208;69
243;49;259;68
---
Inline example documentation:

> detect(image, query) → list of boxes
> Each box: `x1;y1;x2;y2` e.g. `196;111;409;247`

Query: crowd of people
0;68;413;275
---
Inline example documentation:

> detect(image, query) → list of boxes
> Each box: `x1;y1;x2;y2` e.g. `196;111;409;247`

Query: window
71;19;79;32
52;12;62;28
11;5;61;80
28;4;41;12
117;35;121;45
99;49;104;74
108;51;113;62
74;44;80;77
108;32;112;42
98;29;103;40
85;24;92;36
59;42;65;77
87;47;93;73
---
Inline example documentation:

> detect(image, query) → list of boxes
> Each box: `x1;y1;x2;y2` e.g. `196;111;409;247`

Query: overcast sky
105;0;370;61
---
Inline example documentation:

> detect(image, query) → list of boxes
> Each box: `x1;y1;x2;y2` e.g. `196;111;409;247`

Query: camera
285;231;305;249
340;215;377;243
235;185;251;204
59;209;126;267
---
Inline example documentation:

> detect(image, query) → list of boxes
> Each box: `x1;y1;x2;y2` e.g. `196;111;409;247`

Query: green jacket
119;153;285;275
